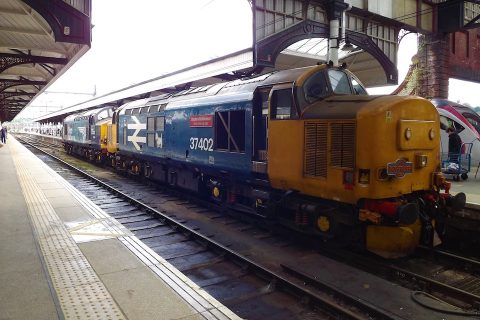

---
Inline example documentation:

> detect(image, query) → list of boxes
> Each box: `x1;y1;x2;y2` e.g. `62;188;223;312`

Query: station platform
449;167;480;204
0;137;239;320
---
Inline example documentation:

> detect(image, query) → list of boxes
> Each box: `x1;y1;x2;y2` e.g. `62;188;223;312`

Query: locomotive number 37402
189;137;214;151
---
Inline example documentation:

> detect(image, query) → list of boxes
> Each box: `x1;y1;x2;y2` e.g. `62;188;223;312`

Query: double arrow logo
127;116;146;150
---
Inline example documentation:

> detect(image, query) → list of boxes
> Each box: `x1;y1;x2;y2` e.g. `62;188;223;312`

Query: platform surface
0;138;239;320
449;165;480;204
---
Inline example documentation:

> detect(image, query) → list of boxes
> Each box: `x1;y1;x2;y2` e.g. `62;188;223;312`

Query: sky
16;0;480;119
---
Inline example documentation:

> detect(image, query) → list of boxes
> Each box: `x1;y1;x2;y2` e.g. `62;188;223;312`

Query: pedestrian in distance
447;126;462;164
0;127;5;144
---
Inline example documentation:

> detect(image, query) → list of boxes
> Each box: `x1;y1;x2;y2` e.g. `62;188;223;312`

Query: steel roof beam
0;92;36;101
0;53;67;73
464;13;480;28
0;78;46;93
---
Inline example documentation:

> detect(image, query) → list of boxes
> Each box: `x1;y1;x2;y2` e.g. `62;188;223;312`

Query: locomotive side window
156;116;165;132
215;110;245;153
328;70;352;94
271;88;296;120
147;117;155;147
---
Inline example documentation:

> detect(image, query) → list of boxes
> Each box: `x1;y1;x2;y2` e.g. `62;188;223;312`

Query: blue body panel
118;98;253;178
64;117;90;145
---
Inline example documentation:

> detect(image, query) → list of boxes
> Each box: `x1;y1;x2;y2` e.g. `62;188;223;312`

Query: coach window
270;86;297;120
440;115;465;133
215;110;245;152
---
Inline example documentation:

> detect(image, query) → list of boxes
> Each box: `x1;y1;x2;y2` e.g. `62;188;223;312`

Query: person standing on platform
0;127;5;144
447;127;462;164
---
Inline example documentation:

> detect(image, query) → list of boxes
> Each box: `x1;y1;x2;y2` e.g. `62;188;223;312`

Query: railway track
16;134;400;320
315;244;480;315
16;133;480;319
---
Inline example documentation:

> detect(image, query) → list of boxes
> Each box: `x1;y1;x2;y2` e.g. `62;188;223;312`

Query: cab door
252;88;271;174
266;83;304;190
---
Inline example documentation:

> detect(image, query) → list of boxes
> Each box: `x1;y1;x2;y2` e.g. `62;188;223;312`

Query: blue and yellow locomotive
63;106;113;162
63;64;465;257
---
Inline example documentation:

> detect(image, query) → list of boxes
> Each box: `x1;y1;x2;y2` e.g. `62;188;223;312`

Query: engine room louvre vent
304;122;327;177
330;122;355;168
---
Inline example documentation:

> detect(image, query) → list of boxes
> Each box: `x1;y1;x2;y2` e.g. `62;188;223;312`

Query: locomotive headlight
415;154;428;168
404;128;412;140
429;128;435;140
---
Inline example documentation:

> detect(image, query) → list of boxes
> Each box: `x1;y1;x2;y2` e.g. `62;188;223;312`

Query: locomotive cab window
351;76;367;95
328;70;352;94
215;110;245;153
303;71;329;104
270;87;297;120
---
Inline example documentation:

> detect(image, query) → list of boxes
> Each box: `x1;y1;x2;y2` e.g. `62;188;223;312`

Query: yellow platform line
10;141;126;320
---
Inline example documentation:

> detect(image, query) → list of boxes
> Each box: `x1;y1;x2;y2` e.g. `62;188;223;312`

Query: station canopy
0;0;92;122
34;38;380;124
